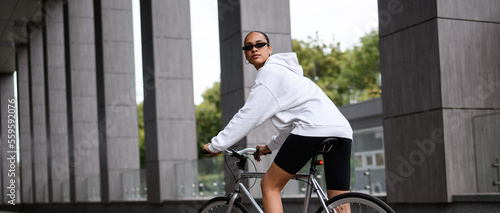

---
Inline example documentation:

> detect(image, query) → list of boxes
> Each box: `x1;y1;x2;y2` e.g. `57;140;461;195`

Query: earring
245;59;250;65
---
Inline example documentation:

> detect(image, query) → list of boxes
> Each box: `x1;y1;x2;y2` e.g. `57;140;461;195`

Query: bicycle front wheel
198;196;248;213
316;192;395;213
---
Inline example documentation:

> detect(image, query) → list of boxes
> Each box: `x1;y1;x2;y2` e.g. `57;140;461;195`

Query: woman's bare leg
327;190;351;213
327;189;349;199
261;162;294;213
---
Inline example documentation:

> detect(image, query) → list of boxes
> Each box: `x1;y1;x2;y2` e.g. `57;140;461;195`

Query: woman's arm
266;126;293;151
207;82;281;153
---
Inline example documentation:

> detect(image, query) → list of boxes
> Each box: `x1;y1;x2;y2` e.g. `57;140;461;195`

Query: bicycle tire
316;192;395;213
198;196;249;213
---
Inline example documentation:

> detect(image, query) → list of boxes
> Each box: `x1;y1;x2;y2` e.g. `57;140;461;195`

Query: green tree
339;30;381;102
137;102;145;169
292;30;380;106
195;82;222;159
292;33;349;105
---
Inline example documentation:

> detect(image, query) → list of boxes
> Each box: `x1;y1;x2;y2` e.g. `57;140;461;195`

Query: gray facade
0;0;498;212
30;22;49;203
94;0;140;203
0;0;148;205
65;0;101;202
45;1;69;203
379;0;500;205
1;74;16;204
140;0;197;202
17;44;33;204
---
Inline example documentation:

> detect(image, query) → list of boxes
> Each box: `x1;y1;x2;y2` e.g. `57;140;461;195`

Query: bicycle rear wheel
198;196;248;213
316;192;395;213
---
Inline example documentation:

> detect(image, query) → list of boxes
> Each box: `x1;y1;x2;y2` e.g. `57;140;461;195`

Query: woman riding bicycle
202;31;353;213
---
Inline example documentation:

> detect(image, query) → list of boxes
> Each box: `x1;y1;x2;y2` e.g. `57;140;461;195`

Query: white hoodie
208;53;352;153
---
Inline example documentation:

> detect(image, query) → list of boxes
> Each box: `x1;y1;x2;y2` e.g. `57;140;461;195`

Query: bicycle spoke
317;192;395;213
198;197;247;213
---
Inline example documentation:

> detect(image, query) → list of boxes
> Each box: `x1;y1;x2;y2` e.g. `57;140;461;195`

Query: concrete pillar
29;26;49;203
94;0;140;202
379;0;500;203
64;0;101;202
45;0;70;203
1;74;16;204
17;45;33;203
140;0;197;202
217;0;292;196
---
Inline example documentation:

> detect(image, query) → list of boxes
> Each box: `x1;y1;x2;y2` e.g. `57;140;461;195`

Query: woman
202;31;352;213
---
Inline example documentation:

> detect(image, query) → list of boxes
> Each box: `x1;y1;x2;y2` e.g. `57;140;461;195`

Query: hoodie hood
263;52;304;76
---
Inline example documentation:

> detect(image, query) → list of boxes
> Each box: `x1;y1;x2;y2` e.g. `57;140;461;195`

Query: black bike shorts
273;134;352;191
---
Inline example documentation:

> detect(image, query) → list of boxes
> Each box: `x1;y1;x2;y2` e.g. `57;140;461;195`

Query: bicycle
198;138;395;213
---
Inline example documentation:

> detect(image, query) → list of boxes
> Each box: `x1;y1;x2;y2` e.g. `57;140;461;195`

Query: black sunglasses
242;43;269;51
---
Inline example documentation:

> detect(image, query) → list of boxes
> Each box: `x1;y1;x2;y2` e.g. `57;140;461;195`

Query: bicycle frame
225;152;332;213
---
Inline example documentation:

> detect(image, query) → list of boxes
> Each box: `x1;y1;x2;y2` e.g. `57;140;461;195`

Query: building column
217;0;292;196
17;44;33;203
29;25;49;203
64;0;101;202
140;0;197;202
379;0;500;203
1;74;16;204
45;0;70;203
94;0;140;202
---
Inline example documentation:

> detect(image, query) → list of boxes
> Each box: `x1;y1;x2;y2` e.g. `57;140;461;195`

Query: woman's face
243;32;272;70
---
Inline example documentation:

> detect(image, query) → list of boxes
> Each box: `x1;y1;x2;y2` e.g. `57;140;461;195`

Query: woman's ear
268;45;273;55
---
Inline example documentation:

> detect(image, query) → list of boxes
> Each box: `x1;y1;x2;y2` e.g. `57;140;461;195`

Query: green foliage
340;30;381;102
195;82;222;159
293;30;381;106
138;102;145;169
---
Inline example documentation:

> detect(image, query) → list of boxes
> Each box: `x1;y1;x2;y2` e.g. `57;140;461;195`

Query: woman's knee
260;175;273;191
260;163;292;193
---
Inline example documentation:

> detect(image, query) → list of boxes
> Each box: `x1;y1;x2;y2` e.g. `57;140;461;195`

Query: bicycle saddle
318;138;340;154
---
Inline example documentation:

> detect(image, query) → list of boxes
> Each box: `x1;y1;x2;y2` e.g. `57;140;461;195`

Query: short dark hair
245;31;270;44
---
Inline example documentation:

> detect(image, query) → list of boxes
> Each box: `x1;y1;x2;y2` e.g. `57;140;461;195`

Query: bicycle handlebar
227;148;272;162
225;148;257;156
201;149;211;155
202;147;271;162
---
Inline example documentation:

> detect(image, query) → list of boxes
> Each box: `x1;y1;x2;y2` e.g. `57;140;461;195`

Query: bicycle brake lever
253;147;261;161
253;147;272;161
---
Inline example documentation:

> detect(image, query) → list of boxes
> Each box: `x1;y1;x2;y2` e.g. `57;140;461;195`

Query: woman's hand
254;145;271;162
202;143;221;157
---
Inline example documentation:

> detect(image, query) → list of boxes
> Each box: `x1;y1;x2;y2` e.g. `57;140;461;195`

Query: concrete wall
94;0;140;202
64;0;101;202
45;0;70;202
140;0;197;202
0;74;16;204
17;45;33;204
379;0;500;203
30;25;49;203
